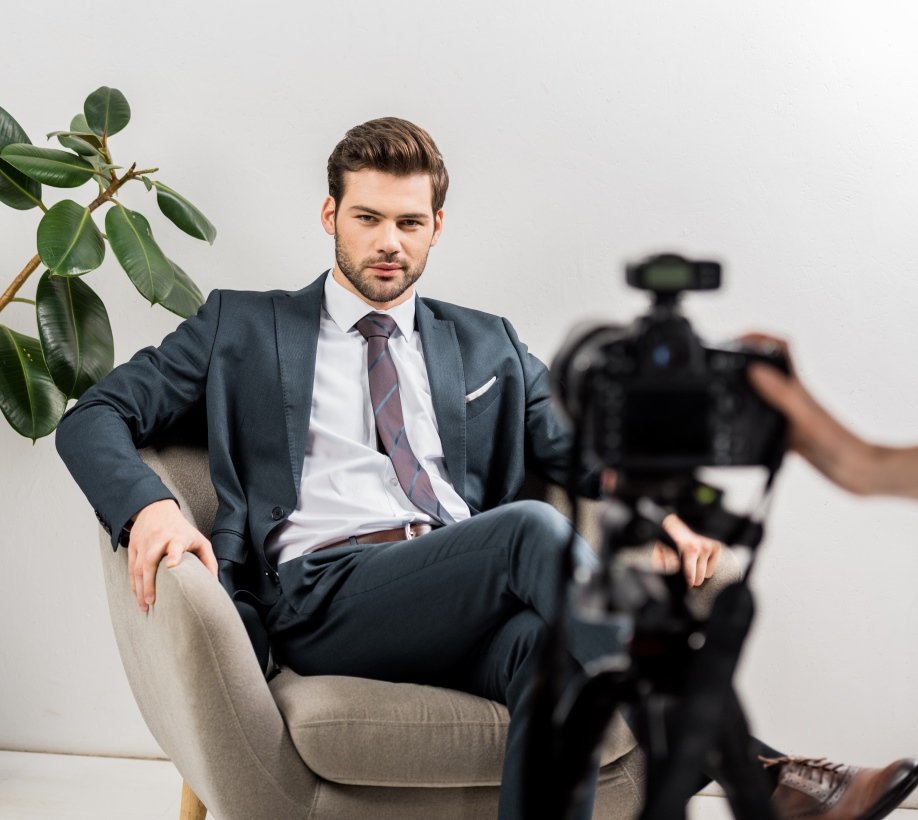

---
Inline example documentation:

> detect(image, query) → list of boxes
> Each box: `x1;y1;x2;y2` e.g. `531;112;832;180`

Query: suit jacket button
271;506;285;520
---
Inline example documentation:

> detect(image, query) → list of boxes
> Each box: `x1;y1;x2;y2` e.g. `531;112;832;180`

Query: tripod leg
639;583;751;819
707;690;777;820
639;695;689;820
554;657;632;820
639;580;773;819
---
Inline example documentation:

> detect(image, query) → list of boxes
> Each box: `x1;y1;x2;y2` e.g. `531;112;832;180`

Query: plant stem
0;162;141;313
0;255;41;312
10;297;36;305
87;162;137;213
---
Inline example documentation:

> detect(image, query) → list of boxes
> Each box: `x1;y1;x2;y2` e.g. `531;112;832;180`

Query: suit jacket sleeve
502;317;601;499
56;290;223;549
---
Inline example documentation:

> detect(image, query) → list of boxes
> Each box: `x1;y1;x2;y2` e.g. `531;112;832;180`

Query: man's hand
127;499;218;612
654;513;723;587
601;470;723;585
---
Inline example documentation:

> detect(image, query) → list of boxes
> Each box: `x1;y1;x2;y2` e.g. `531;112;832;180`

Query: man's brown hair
327;117;449;213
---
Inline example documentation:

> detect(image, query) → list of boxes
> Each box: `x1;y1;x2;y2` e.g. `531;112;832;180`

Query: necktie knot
356;313;398;340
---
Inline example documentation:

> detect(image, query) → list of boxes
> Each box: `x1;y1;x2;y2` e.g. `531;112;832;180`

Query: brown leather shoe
763;755;918;819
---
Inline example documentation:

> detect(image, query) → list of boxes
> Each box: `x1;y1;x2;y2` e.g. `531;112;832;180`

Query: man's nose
376;222;401;255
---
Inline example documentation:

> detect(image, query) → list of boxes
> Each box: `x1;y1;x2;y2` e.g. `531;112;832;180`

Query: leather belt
315;523;437;553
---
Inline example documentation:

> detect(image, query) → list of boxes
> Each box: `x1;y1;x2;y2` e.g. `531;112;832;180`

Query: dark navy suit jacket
57;272;593;663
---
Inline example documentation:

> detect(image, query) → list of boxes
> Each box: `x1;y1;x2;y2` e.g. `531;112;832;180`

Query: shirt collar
324;269;417;341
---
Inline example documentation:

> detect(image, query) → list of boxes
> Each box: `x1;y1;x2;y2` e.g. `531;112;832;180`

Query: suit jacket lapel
273;272;327;494
416;299;467;500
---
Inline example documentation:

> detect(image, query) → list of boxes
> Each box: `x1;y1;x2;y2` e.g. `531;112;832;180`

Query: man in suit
57;117;918;819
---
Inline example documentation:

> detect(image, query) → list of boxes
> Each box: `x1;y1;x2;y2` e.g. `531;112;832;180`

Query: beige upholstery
98;442;741;819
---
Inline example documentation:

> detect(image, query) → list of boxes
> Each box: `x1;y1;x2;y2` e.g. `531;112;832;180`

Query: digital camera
552;253;787;473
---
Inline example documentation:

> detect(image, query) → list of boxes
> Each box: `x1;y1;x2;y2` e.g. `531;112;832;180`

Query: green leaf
0;163;43;210
141;176;153;192
154;181;217;244
52;114;103;156
37;200;106;276
0;144;95;188
0;324;67;440
0;106;42;210
105;205;175;304
84;86;131;138
37;271;114;399
160;260;204;318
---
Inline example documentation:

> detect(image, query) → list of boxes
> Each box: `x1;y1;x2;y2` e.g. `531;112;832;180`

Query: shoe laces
760;755;849;786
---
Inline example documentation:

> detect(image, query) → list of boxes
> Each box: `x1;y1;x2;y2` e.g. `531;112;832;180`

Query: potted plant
0;85;215;440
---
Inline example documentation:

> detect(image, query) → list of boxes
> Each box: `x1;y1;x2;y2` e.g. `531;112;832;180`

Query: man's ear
430;209;444;247
321;196;337;236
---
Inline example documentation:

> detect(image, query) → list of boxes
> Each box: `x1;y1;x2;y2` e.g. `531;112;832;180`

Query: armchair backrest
140;443;217;535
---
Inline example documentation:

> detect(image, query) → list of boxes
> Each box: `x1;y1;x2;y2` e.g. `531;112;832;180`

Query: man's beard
335;234;428;305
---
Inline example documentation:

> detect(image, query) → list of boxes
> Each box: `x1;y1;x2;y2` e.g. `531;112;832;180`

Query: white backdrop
1;0;917;767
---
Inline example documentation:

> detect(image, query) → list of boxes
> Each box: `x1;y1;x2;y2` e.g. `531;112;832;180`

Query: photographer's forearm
749;362;918;499
862;444;918;500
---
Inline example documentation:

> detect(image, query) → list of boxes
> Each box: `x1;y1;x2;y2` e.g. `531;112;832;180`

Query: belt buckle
403;523;415;540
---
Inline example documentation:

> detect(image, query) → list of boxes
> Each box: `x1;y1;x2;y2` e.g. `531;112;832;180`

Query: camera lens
651;344;671;368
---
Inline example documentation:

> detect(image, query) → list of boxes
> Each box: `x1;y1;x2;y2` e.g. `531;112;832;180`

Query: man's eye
357;215;376;223
401;220;420;228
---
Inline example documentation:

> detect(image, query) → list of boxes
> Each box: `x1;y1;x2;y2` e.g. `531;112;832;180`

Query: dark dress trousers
56;271;614;820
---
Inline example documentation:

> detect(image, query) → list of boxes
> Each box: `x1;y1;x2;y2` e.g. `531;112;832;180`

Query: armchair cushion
270;672;636;788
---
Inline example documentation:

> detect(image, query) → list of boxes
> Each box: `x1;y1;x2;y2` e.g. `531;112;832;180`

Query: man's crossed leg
268;500;918;819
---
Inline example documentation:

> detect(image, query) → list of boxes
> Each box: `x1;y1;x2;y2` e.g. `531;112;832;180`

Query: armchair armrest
97;445;318;820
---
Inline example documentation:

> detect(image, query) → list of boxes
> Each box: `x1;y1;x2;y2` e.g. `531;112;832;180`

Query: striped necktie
355;313;454;525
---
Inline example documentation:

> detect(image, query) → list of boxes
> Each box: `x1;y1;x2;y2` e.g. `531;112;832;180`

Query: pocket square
465;376;497;403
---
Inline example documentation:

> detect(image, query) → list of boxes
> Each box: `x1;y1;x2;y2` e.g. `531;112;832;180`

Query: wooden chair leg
179;779;207;820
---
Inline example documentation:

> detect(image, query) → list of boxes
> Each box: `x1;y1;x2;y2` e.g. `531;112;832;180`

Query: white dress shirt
265;272;471;565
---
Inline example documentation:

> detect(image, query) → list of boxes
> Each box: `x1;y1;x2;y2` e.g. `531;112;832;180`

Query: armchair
97;439;739;819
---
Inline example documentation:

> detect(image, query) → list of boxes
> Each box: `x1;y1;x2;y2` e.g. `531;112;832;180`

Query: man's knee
500;499;595;567
502;499;573;544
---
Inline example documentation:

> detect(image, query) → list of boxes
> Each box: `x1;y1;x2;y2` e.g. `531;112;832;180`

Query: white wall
2;0;917;768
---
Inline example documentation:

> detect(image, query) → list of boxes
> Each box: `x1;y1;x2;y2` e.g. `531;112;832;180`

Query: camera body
554;253;787;473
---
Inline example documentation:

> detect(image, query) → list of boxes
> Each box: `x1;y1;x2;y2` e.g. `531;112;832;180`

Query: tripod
524;476;778;820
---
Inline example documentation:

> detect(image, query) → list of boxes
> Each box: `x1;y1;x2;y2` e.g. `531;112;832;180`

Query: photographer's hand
657;514;722;587
744;332;918;499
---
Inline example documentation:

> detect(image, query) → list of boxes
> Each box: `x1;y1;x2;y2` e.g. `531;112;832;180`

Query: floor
0;750;915;819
